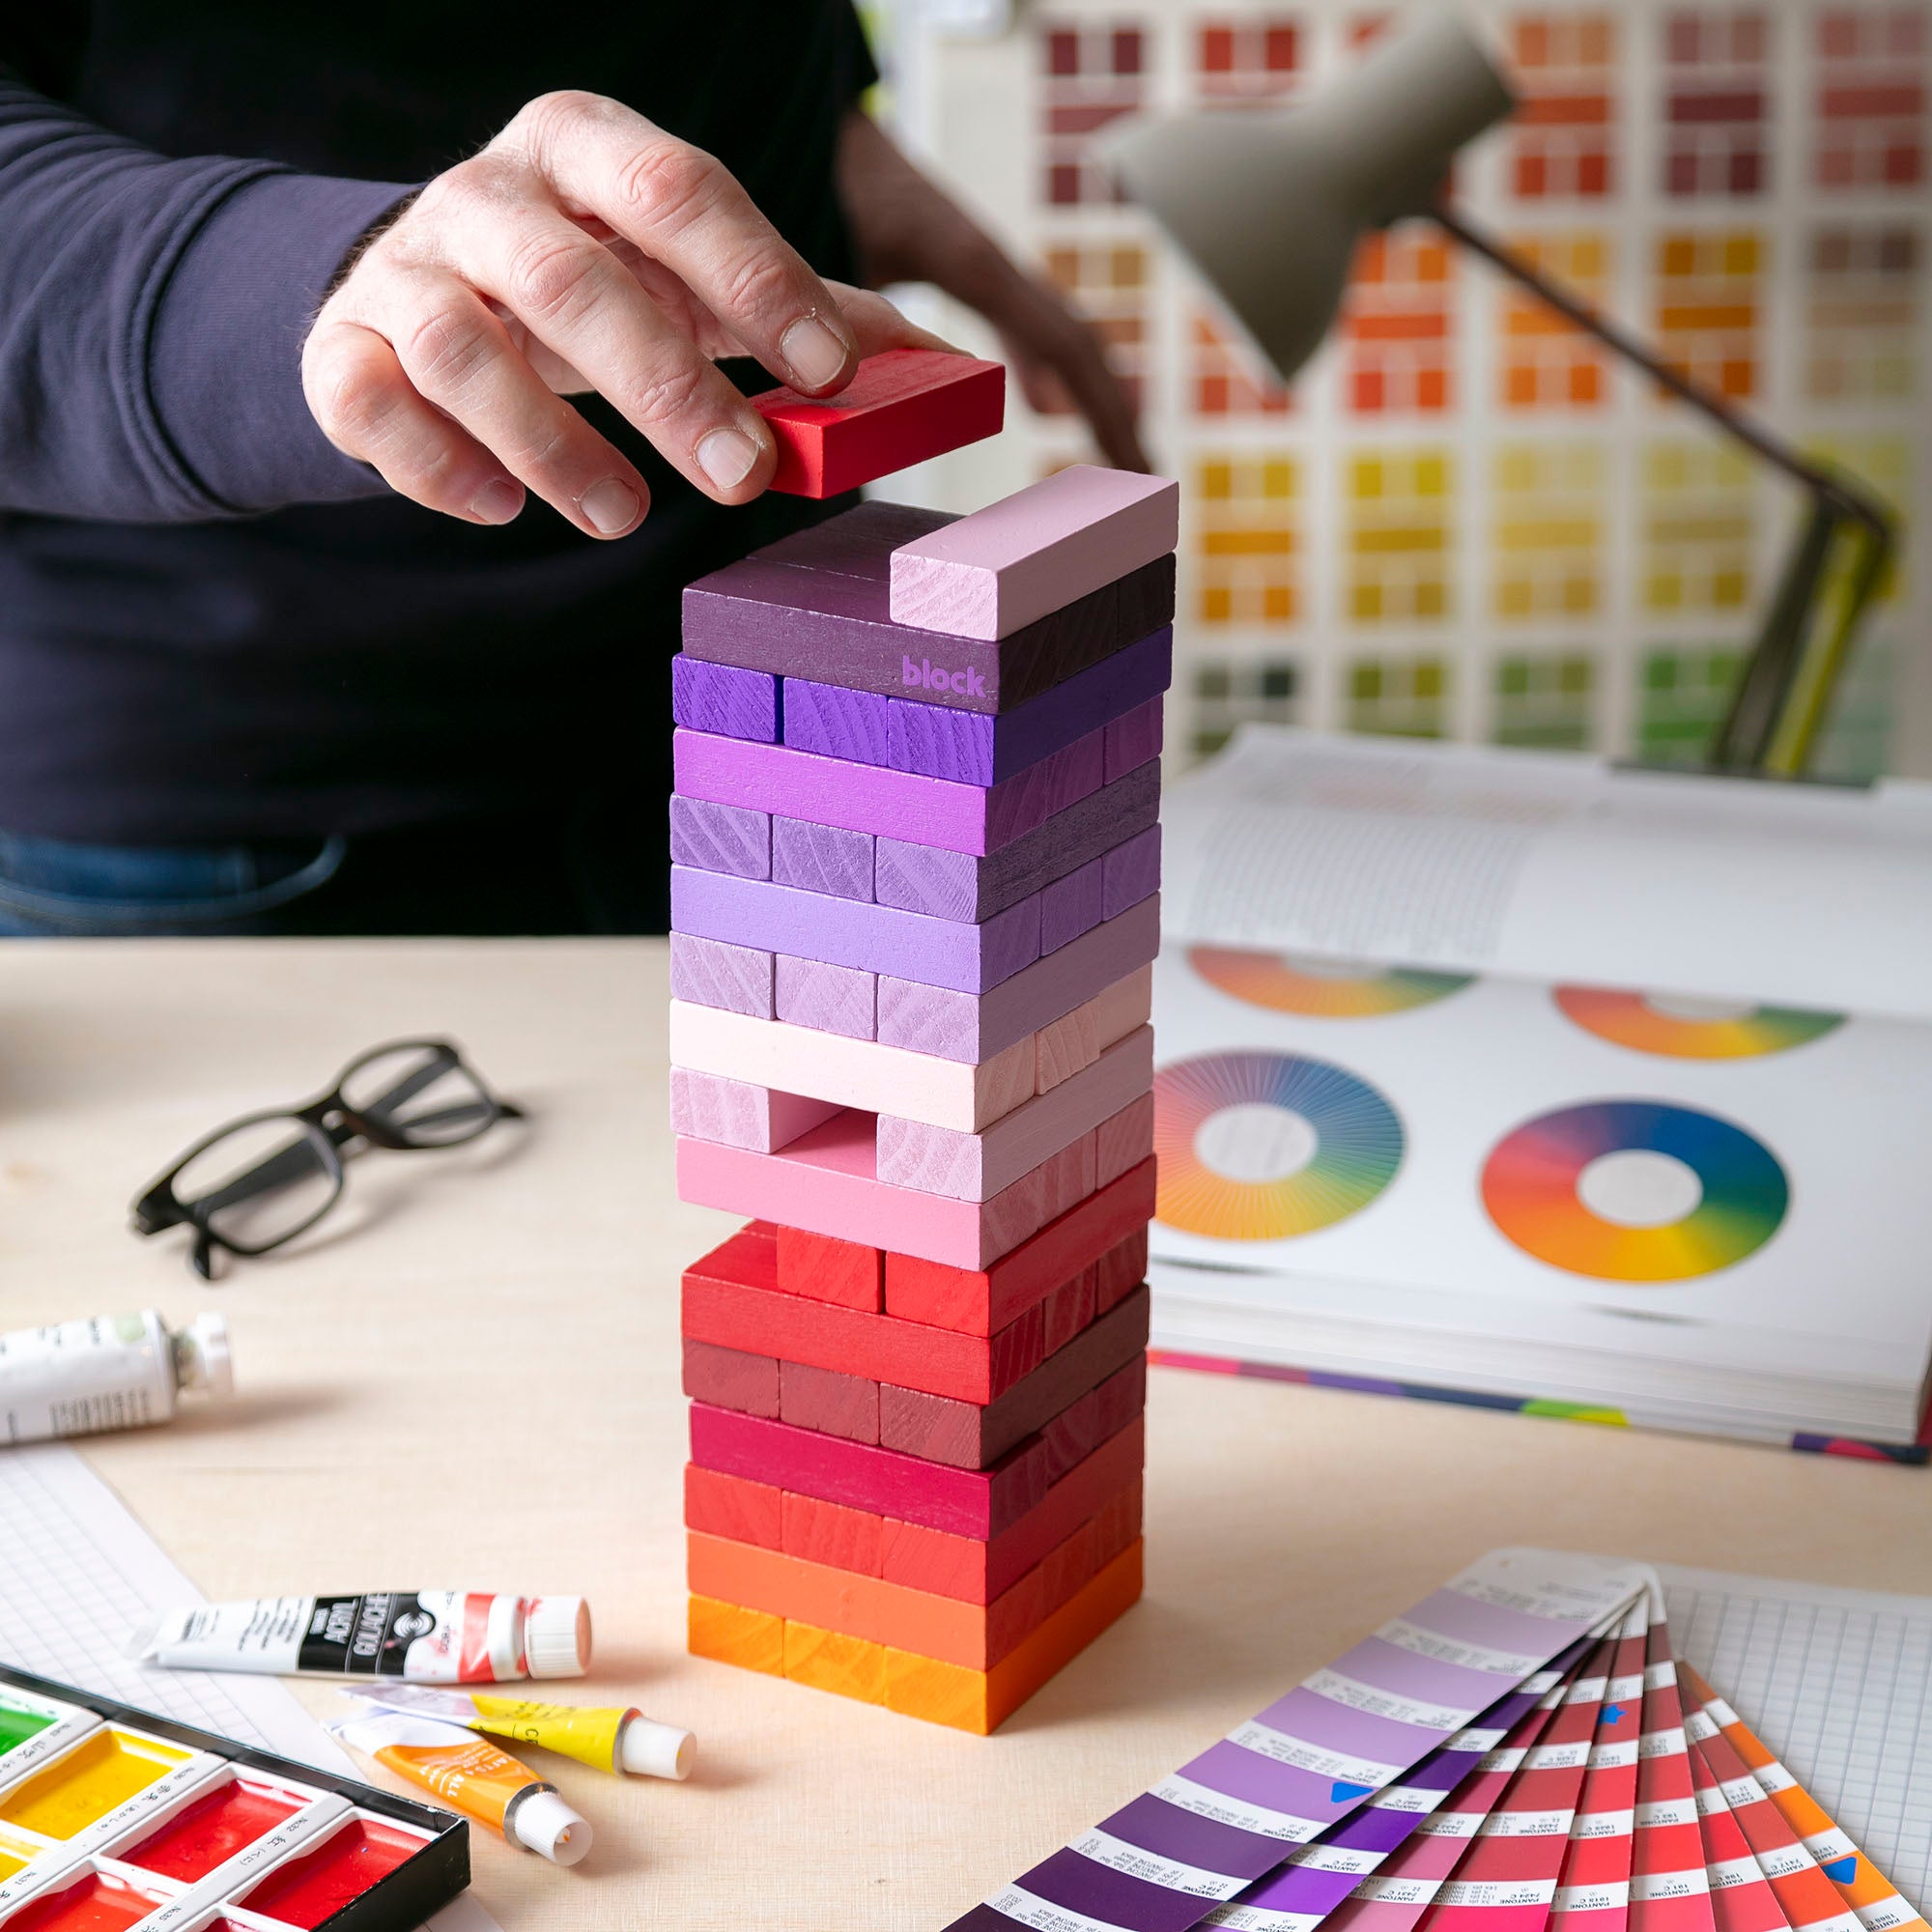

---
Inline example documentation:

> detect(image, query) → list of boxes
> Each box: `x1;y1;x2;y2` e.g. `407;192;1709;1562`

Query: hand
836;110;1151;474
302;91;949;537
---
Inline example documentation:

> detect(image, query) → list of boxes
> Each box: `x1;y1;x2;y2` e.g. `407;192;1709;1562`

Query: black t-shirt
0;3;874;843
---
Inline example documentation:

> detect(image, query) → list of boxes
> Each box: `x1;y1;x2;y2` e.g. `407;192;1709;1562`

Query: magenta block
671;655;777;742
1101;825;1161;920
669;795;770;880
771;816;873;902
775;955;878;1039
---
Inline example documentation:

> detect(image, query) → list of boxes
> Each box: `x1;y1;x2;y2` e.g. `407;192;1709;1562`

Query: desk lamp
1107;14;1894;777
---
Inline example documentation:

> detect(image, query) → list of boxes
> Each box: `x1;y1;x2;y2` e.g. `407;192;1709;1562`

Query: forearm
0;71;411;522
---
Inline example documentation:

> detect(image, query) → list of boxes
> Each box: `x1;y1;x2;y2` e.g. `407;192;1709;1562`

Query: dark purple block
771;816;874;901
1102;825;1161;920
782;678;893;767
670;654;776;742
1039;854;1104;955
669;795;769;880
882;626;1173;785
1102;696;1164;783
874;764;1162;923
756;499;954;577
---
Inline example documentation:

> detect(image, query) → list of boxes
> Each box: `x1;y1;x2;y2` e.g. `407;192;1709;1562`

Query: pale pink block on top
888;466;1180;640
669;1067;841;1153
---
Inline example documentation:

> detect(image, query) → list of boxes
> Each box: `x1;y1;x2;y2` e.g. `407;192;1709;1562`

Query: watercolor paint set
0;1667;467;1932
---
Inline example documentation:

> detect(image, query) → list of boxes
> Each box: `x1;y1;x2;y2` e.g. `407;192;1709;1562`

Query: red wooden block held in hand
753;350;1006;497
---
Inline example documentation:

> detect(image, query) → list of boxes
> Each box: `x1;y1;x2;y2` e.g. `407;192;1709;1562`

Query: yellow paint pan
0;1729;190;1839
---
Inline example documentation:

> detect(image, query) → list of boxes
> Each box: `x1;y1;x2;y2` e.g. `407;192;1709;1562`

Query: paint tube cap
179;1315;235;1398
525;1595;591;1678
512;1788;592;1866
619;1713;696;1780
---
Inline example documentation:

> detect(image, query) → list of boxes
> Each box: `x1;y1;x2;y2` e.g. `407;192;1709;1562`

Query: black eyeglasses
131;1039;525;1279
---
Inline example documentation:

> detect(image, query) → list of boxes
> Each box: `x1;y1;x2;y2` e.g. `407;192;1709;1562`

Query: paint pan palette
0;1667;467;1932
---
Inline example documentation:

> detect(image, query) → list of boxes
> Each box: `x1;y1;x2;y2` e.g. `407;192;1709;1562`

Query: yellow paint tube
347;1683;695;1780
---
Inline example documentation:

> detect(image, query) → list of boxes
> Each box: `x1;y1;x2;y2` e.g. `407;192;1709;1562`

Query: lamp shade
1107;14;1517;385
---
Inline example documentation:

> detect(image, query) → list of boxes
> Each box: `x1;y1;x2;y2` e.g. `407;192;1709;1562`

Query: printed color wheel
1553;985;1843;1060
1155;1051;1404;1240
1482;1099;1789;1282
1189;948;1473;1018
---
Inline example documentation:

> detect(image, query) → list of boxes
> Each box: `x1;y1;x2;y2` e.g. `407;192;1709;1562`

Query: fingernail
581;479;640;535
781;314;850;391
697;426;760;492
470;479;524;525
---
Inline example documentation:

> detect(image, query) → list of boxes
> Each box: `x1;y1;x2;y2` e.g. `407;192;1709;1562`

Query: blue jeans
0;834;347;936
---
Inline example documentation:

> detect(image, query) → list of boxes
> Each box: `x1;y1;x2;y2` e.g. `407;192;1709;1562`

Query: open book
1149;726;1932;1456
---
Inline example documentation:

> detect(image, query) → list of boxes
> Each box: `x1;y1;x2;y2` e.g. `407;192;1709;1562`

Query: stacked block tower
668;349;1176;1734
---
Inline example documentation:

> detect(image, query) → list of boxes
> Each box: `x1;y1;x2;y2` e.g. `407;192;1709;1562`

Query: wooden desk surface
2;939;1926;1930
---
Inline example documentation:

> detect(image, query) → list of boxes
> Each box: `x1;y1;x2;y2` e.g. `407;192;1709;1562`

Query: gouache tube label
354;1685;628;1774
131;1591;526;1681
1;1312;176;1443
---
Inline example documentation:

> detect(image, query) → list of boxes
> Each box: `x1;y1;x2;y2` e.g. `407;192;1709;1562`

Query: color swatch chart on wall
668;350;1176;1730
895;0;1927;778
942;1546;1932;1932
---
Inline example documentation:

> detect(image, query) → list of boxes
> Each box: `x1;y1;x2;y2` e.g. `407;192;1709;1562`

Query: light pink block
776;955;876;1040
874;1029;1154;1201
669;932;774;1019
669;1067;841;1153
1092;964;1153;1050
888;466;1180;639
1094;1091;1156;1188
1102;696;1164;783
1034;1002;1100;1094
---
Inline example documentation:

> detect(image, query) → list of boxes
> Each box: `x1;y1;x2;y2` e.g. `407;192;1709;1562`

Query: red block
685;1463;783;1549
883;1156;1155;1336
1094;1227;1147;1314
783;1491;887;1577
753;350;1006;497
681;1336;780;1417
776;1227;884;1312
780;1359;880;1445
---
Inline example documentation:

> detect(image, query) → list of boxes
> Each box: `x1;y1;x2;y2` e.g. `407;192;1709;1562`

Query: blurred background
856;0;1930;780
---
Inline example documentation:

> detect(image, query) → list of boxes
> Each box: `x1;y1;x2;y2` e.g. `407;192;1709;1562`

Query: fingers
826;282;963;362
302;320;528;525
507;93;864;396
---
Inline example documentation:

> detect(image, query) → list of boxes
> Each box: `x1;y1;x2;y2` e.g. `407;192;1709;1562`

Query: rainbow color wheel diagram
1554;985;1844;1060
1154;1051;1404;1241
1188;947;1474;1019
1482;1099;1789;1283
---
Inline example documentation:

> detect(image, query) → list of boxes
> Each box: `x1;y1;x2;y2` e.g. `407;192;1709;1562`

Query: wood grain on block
781;677;892;768
685;1463;783;1549
781;1619;886;1703
775;1226;883;1312
874;895;1160;1064
1091;963;1154;1051
670;654;776;742
668;794;770;880
668;1066;841;1153
1035;1132;1097;1228
881;1542;1145;1733
774;955;876;1041
682;1337;781;1417
1094;1090;1155;1188
1102;695;1164;782
783;1492;885;1577
883;1156;1157;1337
1101;824;1161;921
889;466;1180;639
1038;854;1104;957
1040;1266;1098;1356
1033;1001;1100;1094
879;626;1172;786
872;761;1160;923
668;932;774;1019
669;867;1041;994
673;727;1106;858
874;1029;1154;1203
770;817;873;903
752;349;1004;497
779;1359;880;1445
687;1593;784;1676
1094;1226;1149;1314
669;1001;1037;1133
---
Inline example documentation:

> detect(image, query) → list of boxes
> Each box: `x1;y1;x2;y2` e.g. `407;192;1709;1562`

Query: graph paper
0;1442;498;1932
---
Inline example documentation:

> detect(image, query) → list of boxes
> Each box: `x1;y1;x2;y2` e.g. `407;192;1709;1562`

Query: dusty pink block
1092;964;1153;1050
669;1067;841;1153
1036;1133;1098;1225
1102;696;1163;783
669;932;775;1019
1094;1091;1155;1188
1034;1002;1100;1094
1101;825;1160;921
1038;854;1104;956
775;955;877;1041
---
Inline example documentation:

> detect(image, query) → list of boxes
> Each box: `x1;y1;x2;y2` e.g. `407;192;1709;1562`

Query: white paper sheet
0;1443;499;1932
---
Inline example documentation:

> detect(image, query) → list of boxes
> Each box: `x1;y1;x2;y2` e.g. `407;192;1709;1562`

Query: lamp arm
1431;205;1893;543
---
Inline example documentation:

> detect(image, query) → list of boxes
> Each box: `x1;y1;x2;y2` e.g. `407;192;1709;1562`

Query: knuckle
403;303;494;393
305;338;393;447
503;230;600;326
629;355;708;428
615;137;720;232
715;246;798;320
507;88;608;167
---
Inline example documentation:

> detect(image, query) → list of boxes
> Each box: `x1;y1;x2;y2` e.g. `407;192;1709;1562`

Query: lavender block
775;956;877;1039
1039;855;1104;956
669;1067;840;1153
1102;825;1161;920
771;817;873;902
1102;696;1164;783
669;795;770;880
669;933;774;1019
782;678;893;767
669;866;1043;995
874;763;1162;923
882;626;1172;785
670;655;776;742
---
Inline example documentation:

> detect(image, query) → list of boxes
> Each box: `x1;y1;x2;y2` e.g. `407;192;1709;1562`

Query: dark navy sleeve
0;68;412;521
